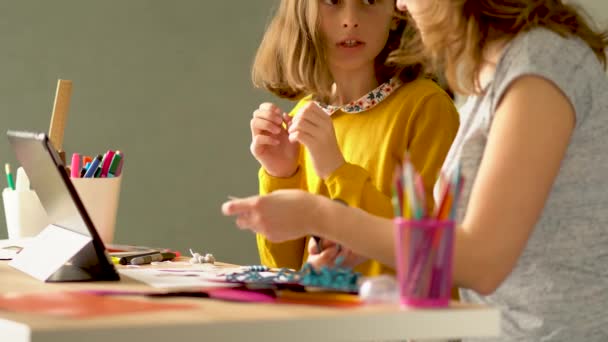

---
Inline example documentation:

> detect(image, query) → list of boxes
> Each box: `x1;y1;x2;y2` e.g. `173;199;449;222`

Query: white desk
0;260;500;342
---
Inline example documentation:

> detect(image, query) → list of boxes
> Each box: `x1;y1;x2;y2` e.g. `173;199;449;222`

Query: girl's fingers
293;111;321;130
308;246;341;269
251;117;282;135
251;136;280;155
307;102;329;120
288;117;317;135
283;113;293;125
259;102;282;114
253;135;279;146
308;238;321;255
300;102;328;121
321;239;338;250
308;238;337;255
288;130;315;145
253;108;283;125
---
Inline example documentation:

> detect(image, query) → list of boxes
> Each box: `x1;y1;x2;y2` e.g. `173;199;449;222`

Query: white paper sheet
0;238;33;260
118;265;241;289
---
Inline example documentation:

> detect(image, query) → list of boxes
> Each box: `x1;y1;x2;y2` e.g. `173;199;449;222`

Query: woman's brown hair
417;0;608;94
251;0;429;102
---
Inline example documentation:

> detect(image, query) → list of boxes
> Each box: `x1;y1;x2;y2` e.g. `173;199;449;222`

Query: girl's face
319;0;395;73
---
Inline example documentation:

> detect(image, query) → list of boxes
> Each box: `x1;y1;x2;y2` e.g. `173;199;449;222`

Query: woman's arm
450;75;574;293
321;75;575;294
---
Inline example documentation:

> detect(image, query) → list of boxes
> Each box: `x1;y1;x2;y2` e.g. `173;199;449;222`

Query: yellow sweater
256;78;459;276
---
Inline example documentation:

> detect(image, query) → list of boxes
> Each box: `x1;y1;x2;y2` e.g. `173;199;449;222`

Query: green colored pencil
5;163;15;190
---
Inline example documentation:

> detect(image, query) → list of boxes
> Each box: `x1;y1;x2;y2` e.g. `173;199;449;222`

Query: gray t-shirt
440;28;608;341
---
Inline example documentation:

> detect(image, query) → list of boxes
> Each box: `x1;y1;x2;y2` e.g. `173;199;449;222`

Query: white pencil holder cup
2;188;50;240
71;175;122;244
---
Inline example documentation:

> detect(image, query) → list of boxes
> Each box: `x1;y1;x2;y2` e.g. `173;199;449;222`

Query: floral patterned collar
315;77;403;115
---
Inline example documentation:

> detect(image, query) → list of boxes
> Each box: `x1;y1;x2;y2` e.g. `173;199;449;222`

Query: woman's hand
222;190;323;242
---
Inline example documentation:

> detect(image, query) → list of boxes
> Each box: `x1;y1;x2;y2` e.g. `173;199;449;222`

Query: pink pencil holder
394;218;455;308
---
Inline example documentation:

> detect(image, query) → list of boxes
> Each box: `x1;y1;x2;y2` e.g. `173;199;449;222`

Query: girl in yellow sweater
249;0;458;275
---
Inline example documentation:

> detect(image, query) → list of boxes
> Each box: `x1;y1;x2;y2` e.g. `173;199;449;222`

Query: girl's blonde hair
418;0;608;94
252;0;428;102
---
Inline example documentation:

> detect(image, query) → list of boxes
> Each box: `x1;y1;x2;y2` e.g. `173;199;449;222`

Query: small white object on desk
359;274;400;304
189;248;215;264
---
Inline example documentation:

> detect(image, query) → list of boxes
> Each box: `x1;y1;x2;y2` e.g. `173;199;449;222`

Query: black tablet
7;130;119;282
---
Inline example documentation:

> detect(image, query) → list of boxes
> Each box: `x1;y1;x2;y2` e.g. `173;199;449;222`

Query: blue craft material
227;260;361;293
244;265;270;272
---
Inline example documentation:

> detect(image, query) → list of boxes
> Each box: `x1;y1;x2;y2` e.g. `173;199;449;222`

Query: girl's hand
250;103;300;178
288;103;345;179
222;189;322;242
306;238;368;270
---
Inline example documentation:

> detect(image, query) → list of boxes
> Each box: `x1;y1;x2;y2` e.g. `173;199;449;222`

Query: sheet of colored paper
0;291;194;318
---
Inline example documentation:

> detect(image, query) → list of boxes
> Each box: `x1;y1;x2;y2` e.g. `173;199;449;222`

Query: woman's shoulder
495;27;606;92
493;27;606;121
513;27;591;52
500;27;598;71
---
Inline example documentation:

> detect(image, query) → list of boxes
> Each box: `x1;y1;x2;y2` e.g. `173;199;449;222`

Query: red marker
100;150;115;178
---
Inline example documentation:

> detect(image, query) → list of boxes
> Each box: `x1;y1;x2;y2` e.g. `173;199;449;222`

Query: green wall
0;0;290;265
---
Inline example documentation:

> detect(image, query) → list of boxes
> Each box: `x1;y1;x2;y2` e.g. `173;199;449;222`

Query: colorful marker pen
80;162;90;177
83;156;93;166
99;150;115;178
4;163;15;190
114;151;124;177
108;152;123;177
83;155;102;178
130;252;176;265
70;153;81;178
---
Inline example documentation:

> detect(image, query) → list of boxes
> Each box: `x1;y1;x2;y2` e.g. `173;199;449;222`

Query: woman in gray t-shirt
223;1;608;340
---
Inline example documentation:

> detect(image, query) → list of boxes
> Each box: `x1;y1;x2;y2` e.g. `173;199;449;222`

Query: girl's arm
256;166;307;270
324;92;459;216
256;116;307;270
